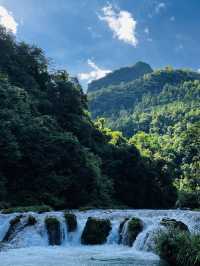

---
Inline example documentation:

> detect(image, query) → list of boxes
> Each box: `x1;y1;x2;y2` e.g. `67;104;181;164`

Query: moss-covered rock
160;218;188;232
64;212;77;232
3;215;22;242
155;228;199;266
118;218;129;244
81;217;111;245
45;217;61;245
123;217;143;246
26;215;37;226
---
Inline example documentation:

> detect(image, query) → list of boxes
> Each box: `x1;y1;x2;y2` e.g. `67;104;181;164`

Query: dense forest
0;26;177;210
88;64;200;208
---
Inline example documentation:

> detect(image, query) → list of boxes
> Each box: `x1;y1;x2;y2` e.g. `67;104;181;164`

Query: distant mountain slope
88;66;200;207
88;68;200;120
87;61;153;92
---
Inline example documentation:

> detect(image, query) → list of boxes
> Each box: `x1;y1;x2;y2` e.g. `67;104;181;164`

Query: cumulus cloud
99;3;138;46
155;2;166;14
78;59;111;83
0;6;18;34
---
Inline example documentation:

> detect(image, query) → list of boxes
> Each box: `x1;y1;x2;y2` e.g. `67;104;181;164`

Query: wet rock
64;212;77;232
45;217;61;245
123;217;143;247
160;218;189;232
3;215;22;242
118;217;129;244
26;215;37;226
81;217;111;245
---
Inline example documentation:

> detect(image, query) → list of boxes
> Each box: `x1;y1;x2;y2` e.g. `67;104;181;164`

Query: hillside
88;65;200;207
0;26;176;210
88;67;200;118
87;61;153;92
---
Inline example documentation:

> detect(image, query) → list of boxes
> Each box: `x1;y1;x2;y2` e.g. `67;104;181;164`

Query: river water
0;209;199;266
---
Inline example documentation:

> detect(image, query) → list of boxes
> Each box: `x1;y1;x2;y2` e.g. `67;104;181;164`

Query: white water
0;209;199;266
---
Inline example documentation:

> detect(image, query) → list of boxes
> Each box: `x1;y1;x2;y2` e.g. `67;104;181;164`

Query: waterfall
0;209;199;253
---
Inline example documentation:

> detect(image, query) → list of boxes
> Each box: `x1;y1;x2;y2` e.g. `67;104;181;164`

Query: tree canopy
0;26;176;210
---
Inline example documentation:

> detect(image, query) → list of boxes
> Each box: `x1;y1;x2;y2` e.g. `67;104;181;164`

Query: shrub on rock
81;217;111;245
155;228;200;266
64;212;77;232
160;218;188;232
45;217;61;245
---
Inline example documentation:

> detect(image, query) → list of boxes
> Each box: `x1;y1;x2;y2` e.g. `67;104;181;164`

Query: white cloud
99;3;138;47
198;69;200;73
155;2;166;14
0;6;18;34
78;59;111;83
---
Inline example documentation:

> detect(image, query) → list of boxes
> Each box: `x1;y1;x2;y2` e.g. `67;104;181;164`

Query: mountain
0;25;176;210
87;61;153;92
88;65;200;208
88;67;200;119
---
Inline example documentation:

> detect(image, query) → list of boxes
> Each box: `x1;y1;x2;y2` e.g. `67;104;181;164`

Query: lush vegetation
88;65;200;208
155;228;200;266
88;61;153;92
0;26;176;210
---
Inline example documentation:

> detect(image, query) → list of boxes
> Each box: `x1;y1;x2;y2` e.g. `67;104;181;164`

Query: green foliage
2;205;53;214
160;218;188;232
155;228;200;266
0;25;177;210
0;26;113;209
88;68;200;119
176;191;200;209
89;65;200;208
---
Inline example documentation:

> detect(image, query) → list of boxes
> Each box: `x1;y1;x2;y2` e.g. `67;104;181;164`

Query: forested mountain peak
88;67;200;118
87;61;153;92
0;26;176;210
88;64;200;208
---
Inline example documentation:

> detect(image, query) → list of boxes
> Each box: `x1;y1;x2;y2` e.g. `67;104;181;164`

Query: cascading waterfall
0;209;200;263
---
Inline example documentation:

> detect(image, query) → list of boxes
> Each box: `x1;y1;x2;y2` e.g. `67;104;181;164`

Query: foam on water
0;246;164;266
0;209;199;265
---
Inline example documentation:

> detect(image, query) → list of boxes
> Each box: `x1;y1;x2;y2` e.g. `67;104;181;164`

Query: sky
0;0;200;90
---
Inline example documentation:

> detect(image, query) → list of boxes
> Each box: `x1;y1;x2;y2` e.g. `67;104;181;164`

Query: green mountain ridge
88;67;200;118
87;61;153;93
88;65;200;207
0;26;176;210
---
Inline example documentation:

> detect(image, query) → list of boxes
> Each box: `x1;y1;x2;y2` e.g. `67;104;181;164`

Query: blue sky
0;0;200;89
